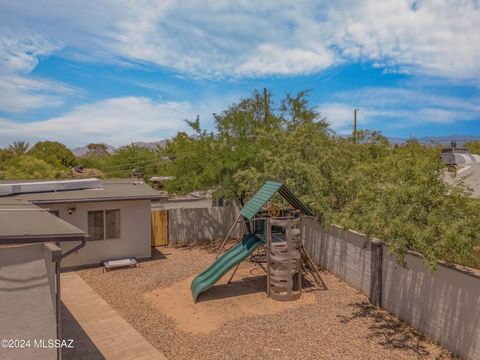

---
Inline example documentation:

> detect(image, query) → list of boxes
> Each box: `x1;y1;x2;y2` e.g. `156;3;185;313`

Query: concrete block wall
168;206;242;246
302;218;480;360
302;218;372;297
382;250;480;360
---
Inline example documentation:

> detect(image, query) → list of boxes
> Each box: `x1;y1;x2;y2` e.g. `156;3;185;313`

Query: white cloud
322;87;480;131
320;103;363;134
329;0;480;78
0;32;76;112
0;32;59;74
0;0;480;78
0;97;195;147
2;0;479;79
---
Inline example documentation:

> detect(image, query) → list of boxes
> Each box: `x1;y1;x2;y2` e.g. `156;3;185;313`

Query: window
88;209;120;240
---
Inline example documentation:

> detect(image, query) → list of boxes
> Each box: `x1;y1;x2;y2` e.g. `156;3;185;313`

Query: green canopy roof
239;181;313;220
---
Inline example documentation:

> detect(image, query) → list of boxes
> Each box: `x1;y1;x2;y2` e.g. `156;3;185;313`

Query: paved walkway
61;272;166;360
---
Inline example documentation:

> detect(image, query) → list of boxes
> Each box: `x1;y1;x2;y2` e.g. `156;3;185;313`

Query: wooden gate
151;210;168;246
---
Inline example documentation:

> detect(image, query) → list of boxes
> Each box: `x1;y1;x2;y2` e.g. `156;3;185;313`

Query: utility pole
264;87;269;123
353;108;359;144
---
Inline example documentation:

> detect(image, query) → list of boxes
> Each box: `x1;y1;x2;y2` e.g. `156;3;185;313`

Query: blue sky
0;0;479;147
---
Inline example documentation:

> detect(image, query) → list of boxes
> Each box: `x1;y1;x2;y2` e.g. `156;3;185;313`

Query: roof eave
0;234;89;245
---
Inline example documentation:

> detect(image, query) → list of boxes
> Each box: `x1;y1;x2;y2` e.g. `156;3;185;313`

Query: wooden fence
151;210;168;246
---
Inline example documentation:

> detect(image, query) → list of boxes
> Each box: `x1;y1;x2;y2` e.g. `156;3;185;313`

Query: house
0;178;164;268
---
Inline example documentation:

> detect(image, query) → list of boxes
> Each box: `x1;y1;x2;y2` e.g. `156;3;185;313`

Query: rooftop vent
0;178;103;196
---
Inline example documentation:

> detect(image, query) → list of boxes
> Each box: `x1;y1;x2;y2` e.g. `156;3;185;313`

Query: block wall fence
302;218;480;360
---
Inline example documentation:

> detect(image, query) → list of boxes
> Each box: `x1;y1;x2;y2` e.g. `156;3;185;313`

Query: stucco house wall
42;200;151;268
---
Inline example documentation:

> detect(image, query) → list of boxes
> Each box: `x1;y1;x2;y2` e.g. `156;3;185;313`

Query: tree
164;90;284;204
108;144;163;180
86;143;110;156
464;141;480;155
29;141;77;168
0;148;14;169
28;141;77;168
3;155;65;180
164;88;480;270
8;141;30;156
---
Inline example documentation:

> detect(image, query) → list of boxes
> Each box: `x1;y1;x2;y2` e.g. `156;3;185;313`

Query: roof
441;152;480;166
0;244;57;360
445;164;480;198
240;181;313;220
0;197;87;243
1;178;165;204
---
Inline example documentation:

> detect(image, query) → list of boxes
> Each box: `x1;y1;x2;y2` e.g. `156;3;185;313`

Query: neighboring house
440;147;480;166
445;162;480;198
0;178;164;268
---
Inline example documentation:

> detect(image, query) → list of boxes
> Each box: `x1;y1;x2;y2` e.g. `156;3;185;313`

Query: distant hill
385;135;480;146
72;144;116;157
131;140;168;150
417;135;480;146
72;140;168;156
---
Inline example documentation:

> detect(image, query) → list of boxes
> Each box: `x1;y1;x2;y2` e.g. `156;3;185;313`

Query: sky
0;0;479;148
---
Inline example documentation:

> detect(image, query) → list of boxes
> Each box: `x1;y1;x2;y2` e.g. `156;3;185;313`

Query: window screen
88;210;104;240
105;209;121;239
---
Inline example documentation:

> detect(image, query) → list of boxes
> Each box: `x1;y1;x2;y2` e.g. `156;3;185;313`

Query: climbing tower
266;217;302;301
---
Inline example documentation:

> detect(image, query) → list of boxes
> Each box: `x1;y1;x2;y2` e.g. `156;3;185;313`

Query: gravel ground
78;245;456;360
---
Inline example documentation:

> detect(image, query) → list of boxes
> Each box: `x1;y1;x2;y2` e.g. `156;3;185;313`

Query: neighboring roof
441;152;480;166
0;197;87;244
240;181;313;220
0;244;57;360
2;179;165;204
445;164;480;198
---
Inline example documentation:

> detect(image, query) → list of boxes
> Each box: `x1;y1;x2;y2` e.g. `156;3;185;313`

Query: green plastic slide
191;234;264;302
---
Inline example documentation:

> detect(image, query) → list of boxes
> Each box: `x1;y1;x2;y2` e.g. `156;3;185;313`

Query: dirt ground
78;244;456;360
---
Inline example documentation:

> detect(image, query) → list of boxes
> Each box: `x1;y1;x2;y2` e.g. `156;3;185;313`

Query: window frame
87;209;121;241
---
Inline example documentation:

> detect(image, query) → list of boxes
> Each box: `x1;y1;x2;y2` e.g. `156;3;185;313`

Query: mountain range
72;140;168;156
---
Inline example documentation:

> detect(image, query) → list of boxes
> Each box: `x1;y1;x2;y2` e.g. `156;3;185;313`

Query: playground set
191;181;326;302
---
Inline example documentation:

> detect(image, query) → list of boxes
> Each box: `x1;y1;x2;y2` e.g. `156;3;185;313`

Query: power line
77;158;166;178
80;155;168;170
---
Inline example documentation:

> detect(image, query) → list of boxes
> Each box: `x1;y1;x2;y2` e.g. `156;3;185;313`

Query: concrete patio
61;272;166;360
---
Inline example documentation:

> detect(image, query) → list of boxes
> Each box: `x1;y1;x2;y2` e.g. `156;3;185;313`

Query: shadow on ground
197;274;267;302
336;302;452;358
61;302;104;360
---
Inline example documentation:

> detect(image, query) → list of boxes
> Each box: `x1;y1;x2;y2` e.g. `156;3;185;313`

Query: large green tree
29;141;77;168
3;155;65;179
164;89;480;269
108;144;163;180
